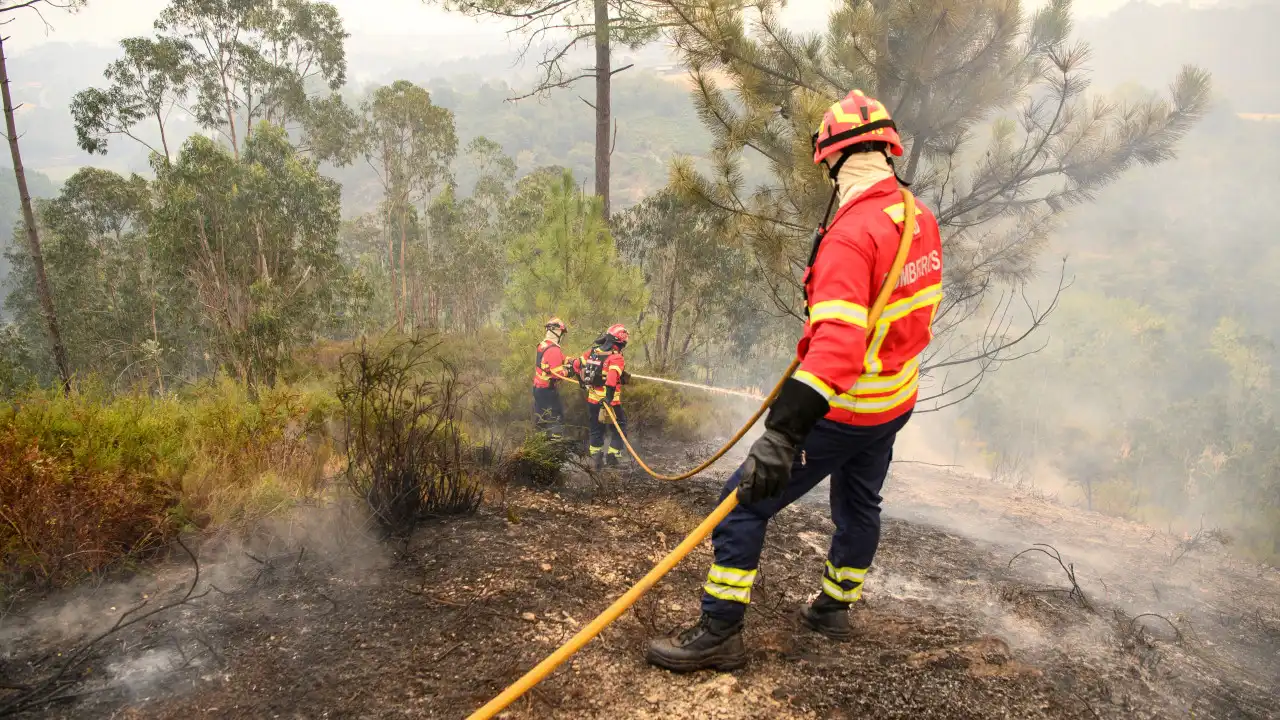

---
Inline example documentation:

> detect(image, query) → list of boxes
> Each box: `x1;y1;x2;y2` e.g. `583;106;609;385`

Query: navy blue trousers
532;386;564;437
587;403;627;457
701;412;910;622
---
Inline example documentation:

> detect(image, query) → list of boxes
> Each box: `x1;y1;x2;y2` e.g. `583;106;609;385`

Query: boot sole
799;611;854;642
644;648;747;673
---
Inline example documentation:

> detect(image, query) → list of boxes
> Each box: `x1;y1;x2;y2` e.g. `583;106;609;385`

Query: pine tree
659;0;1211;407
503;168;648;360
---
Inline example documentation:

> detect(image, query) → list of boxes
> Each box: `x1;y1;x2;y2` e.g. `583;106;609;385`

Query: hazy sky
6;0;1218;57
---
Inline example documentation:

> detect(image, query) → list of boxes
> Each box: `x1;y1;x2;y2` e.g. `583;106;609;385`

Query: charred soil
2;442;1277;719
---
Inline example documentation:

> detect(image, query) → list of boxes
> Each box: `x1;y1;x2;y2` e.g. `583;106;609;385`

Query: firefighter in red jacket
647;90;944;671
532;318;570;439
575;324;631;469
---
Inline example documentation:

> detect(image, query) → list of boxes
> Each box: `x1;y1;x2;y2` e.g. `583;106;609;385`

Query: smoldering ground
1;391;1276;719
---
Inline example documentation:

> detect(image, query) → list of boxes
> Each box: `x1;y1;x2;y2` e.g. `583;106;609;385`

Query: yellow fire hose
465;189;916;720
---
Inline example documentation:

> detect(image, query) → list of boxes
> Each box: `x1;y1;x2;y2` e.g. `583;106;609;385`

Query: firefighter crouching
532;318;570;439
575;324;632;469
646;90;944;671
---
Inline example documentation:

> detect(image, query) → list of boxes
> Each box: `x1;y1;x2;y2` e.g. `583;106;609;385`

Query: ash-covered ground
2;439;1276;719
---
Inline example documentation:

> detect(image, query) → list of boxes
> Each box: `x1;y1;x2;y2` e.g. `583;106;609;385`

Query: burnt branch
1008;543;1093;612
0;536;210;717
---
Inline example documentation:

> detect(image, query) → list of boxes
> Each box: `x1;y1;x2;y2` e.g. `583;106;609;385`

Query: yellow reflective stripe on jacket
861;283;942;374
850;356;919;396
822;576;863;602
878;283;943;323
863;322;890;375
829;372;919;414
808;299;869;328
883;201;925;225
825;561;868;584
793;369;836;400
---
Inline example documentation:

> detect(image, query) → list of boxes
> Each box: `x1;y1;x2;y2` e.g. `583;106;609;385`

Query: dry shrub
0;429;173;590
0;379;337;593
179;377;335;525
338;337;485;539
500;432;575;489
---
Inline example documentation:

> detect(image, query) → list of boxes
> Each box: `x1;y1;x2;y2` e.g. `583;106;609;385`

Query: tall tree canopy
149;124;342;385
72;0;353;163
658;0;1211;407
427;0;683;216
357;80;458;331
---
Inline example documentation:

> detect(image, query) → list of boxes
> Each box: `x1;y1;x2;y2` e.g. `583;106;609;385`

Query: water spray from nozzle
629;373;766;401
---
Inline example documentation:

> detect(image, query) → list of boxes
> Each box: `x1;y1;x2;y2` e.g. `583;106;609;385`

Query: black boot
645;614;746;673
605;452;620;467
800;593;853;641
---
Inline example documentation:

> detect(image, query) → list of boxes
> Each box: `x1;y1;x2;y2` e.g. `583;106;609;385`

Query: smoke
0;499;391;699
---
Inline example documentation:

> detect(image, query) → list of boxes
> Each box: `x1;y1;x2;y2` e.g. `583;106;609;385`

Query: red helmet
812;90;903;166
545;317;568;334
606;323;629;346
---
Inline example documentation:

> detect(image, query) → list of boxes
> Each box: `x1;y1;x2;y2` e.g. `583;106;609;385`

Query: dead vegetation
338;337;486;538
1008;543;1094;612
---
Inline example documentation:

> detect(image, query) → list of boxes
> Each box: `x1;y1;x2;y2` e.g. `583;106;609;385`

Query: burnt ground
2;439;1278;720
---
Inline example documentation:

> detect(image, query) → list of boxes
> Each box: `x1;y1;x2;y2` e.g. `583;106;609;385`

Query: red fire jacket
533;339;566;389
574;349;625;406
794;177;944;427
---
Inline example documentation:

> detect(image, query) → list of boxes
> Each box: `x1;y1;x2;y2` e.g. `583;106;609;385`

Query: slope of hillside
2;437;1275;719
0;169;58;320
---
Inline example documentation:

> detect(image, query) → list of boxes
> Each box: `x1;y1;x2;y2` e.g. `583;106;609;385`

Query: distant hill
1078;0;1280;112
0;169;58;321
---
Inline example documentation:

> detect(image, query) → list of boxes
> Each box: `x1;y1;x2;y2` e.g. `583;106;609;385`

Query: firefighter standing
532;318;570;439
646;90;944;671
576;324;631;469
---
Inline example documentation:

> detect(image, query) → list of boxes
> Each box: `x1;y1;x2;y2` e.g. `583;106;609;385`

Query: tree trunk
154;108;171;162
220;69;239;159
0;36;71;393
593;0;611;218
398;202;408;333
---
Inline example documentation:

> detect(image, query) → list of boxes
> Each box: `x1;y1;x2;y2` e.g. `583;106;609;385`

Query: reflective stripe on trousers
699;412;910;622
586;403;626;456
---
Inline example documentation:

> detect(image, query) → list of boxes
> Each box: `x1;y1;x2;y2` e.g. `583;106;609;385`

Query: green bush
0;378;337;592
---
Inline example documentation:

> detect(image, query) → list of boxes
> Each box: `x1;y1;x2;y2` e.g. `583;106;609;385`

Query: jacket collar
828;176;900;228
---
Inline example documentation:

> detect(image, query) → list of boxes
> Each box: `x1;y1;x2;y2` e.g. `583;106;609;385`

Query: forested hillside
0;0;1277;717
959;106;1280;560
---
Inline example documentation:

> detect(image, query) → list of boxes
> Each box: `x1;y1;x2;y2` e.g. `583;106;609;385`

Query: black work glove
737;377;830;505
620;370;632;385
604;385;616;405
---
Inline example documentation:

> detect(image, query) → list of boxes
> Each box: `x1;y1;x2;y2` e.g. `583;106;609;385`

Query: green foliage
155;0;351;159
620;379;748;443
70;35;192;159
501;431;573;489
613;187;754;373
3;167;183;387
0;376;335;591
150;124;343;385
356;79;459;331
503;168;647;340
0;167;56;321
